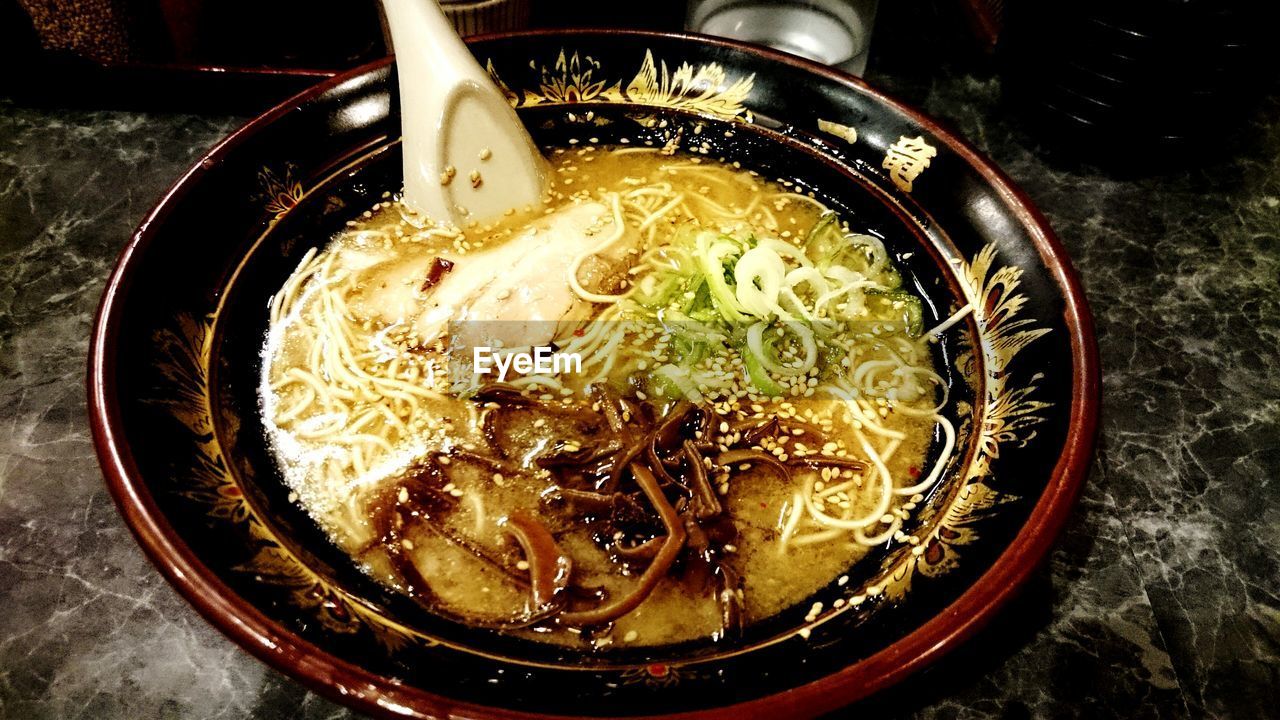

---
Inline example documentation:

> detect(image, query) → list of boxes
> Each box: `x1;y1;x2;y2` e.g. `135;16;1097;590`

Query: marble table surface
2;39;1277;720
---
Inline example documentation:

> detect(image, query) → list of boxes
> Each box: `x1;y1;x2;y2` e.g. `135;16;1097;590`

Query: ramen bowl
89;30;1099;719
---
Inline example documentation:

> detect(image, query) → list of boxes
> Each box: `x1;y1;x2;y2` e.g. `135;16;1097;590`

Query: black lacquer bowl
90;31;1099;720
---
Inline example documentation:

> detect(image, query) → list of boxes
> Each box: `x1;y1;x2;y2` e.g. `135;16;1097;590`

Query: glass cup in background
687;0;878;76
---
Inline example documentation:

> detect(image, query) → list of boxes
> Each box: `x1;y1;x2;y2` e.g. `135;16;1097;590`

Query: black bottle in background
999;0;1278;160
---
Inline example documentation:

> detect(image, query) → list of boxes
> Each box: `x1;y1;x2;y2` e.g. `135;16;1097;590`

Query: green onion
865;289;924;336
739;344;784;396
803;212;838;253
694;231;748;323
654;363;706;403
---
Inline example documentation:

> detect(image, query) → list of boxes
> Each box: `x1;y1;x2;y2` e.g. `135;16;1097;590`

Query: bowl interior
209;104;976;669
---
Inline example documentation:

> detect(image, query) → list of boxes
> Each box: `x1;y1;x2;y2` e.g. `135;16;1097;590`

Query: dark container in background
999;0;1278;161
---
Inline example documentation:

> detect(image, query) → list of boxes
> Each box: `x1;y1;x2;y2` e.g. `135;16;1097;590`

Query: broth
260;146;950;647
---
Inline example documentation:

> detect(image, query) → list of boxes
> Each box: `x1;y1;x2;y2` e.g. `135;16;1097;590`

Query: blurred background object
2;0;1275;156
998;0;1277;156
15;0;163;63
687;0;878;75
0;0;687;110
16;0;386;67
438;0;530;36
1;0;388;111
954;0;1003;52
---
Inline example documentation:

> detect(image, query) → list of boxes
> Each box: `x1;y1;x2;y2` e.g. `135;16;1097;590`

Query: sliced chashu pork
349;201;632;349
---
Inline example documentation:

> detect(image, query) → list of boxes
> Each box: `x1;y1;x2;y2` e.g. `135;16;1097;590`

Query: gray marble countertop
2;31;1277;720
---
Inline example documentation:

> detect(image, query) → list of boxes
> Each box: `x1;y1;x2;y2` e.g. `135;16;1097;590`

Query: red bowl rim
88;29;1101;720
